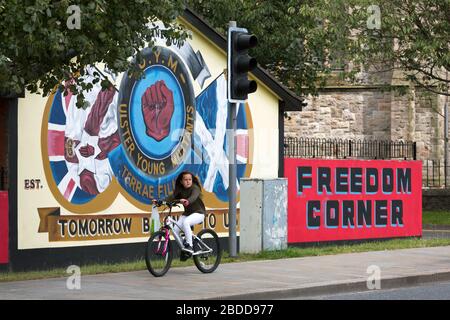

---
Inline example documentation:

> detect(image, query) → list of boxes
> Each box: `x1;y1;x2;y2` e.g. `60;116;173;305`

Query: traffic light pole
228;101;238;258
227;20;257;258
228;20;238;258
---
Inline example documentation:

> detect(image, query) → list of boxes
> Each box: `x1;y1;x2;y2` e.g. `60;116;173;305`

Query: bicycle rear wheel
145;230;173;277
193;229;222;273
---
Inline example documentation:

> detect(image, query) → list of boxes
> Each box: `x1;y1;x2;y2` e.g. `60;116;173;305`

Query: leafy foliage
189;0;450;96
188;0;332;97
1;0;448;103
308;0;450;95
0;0;189;106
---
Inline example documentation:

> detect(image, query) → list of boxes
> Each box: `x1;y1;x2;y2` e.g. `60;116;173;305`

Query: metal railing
423;160;450;188
284;137;417;160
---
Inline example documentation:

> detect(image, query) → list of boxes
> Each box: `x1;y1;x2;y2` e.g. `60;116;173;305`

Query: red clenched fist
79;144;95;157
141;80;174;141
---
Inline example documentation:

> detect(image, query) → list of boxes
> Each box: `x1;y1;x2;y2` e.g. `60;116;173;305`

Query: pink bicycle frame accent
161;228;170;256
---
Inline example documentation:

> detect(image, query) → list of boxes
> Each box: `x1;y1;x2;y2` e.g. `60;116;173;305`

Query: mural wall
16;22;280;250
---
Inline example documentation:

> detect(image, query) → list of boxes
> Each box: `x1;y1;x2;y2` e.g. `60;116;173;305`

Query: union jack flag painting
46;70;120;205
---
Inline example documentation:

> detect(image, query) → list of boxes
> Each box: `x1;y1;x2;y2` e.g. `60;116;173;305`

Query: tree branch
405;63;450;84
411;78;450;96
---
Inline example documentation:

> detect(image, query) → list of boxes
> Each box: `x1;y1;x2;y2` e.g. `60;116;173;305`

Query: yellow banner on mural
38;208;239;242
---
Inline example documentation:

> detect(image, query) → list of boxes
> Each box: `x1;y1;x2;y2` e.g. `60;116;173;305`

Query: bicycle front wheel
145;230;173;277
193;229;222;273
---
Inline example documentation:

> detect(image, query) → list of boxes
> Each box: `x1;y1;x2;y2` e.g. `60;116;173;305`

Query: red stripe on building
64;179;76;200
0;191;8;264
47;130;65;157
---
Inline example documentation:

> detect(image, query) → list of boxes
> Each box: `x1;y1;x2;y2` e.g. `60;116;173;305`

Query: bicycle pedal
180;251;191;261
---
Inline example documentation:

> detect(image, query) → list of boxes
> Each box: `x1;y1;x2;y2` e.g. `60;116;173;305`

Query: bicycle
145;200;222;277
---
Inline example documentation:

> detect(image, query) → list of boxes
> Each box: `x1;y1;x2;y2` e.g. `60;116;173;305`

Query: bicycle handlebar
152;200;181;208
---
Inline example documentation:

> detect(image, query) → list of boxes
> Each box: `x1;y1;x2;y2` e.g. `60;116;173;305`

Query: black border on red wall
278;101;285;178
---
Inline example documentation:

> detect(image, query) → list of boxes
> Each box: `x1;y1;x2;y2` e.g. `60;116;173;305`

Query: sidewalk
1;246;450;300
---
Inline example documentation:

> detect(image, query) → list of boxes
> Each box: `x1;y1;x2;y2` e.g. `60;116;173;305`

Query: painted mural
37;41;252;242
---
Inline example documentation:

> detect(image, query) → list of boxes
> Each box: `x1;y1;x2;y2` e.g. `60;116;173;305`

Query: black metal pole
228;101;237;257
227;20;238;258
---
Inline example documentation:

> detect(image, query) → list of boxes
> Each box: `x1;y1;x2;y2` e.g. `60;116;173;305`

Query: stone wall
423;189;450;211
285;86;445;164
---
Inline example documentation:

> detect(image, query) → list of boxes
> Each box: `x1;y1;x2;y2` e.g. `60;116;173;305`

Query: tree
0;0;189;106
188;0;333;97
310;0;450;96
189;0;450;97
3;1;447;103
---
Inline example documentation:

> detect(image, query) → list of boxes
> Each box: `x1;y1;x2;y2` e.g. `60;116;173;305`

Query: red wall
0;191;8;264
285;158;422;244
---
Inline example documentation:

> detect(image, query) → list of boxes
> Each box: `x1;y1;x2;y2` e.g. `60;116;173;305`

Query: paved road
310;280;450;300
2;246;450;300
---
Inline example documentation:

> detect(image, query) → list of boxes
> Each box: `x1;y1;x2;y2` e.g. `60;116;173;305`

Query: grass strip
423;211;450;226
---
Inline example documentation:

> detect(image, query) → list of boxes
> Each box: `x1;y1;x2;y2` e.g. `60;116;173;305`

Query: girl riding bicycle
153;171;206;254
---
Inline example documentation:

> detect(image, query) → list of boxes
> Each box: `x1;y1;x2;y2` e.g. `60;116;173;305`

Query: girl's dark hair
175;171;202;190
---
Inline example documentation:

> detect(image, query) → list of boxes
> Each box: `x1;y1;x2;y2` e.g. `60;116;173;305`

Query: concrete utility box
240;178;288;253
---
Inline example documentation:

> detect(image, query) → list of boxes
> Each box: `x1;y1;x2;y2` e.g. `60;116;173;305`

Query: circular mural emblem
117;46;195;178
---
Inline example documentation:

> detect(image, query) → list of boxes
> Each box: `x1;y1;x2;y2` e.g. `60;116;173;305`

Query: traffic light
227;26;258;103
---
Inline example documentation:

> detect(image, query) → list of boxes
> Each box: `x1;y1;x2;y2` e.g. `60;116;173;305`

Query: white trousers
174;213;205;246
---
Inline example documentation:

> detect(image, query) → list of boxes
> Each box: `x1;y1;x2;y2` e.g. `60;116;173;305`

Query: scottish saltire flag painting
188;74;250;203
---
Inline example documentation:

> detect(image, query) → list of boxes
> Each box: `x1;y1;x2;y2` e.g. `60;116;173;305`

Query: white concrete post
240;178;287;253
